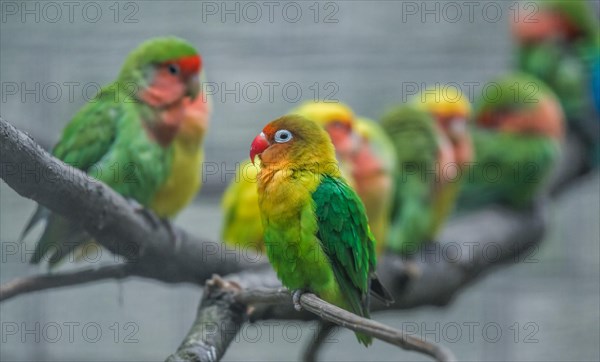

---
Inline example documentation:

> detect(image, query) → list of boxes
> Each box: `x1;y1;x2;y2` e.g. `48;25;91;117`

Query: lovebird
458;73;565;210
291;101;396;251
221;101;396;254
250;115;393;346
21;37;203;266
511;0;599;147
381;105;457;255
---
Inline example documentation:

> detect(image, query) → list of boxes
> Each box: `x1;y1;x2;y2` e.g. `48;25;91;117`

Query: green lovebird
380;105;457;255
458;73;565;210
511;0;599;150
250;115;393;346
21;37;202;266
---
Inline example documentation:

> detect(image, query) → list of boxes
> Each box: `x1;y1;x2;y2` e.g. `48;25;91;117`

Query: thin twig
0;264;133;301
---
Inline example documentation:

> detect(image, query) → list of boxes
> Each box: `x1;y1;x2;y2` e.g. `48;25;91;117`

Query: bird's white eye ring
274;129;293;143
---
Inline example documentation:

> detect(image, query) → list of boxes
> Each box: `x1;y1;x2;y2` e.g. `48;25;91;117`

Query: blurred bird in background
352;117;397;255
381;104;458;256
510;0;599;164
20;37;205;267
458;73;565;210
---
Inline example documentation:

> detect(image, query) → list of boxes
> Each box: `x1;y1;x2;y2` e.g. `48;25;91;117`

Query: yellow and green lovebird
249;115;393;346
21;37;204;266
221;101;396;255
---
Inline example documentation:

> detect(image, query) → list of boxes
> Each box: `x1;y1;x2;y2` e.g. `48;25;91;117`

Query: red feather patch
175;55;201;76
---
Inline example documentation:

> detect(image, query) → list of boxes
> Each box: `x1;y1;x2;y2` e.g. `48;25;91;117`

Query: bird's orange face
324;121;356;159
511;8;581;44
478;97;565;141
138;55;202;109
250;116;337;174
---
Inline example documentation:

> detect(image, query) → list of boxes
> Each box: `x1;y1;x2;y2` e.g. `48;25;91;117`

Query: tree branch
167;275;456;362
0;264;133;301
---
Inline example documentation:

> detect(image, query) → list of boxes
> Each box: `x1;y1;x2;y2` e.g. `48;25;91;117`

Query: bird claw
127;199;179;249
128;199;161;228
292;289;304;311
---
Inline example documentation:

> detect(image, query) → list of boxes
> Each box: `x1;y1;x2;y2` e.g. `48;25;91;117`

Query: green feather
312;175;378;345
381;105;441;254
458;129;559;210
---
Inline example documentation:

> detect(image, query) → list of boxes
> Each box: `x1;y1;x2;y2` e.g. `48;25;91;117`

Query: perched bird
292;101;395;250
381;105;456;255
511;0;600;47
221;101;396;254
220;160;264;251
21;37;202;266
511;0;599;152
458;73;565;210
250;115;393;346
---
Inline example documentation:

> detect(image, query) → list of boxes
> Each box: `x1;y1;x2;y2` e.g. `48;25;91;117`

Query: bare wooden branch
167;276;247;362
167;275;456;362
0;264;133;301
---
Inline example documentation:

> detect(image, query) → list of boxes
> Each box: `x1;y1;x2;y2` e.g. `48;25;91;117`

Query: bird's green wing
312;175;392;346
24;86;121;264
381;106;440;254
312;175;376;318
52;85;120;170
458;129;559;210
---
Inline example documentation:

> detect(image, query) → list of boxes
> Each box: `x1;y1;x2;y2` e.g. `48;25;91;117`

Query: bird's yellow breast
151;138;203;218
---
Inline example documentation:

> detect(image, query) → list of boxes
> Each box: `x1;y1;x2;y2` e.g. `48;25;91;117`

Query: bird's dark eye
168;63;180;75
274;129;293;143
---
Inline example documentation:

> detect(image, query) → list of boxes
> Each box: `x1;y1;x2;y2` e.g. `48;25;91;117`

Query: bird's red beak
250;132;269;165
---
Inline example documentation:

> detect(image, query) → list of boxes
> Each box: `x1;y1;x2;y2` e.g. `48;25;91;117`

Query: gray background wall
1;1;599;361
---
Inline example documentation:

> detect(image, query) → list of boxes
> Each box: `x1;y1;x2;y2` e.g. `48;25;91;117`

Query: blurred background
1;1;599;361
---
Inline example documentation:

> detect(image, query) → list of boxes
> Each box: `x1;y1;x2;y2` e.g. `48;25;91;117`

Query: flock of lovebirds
18;0;599;347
